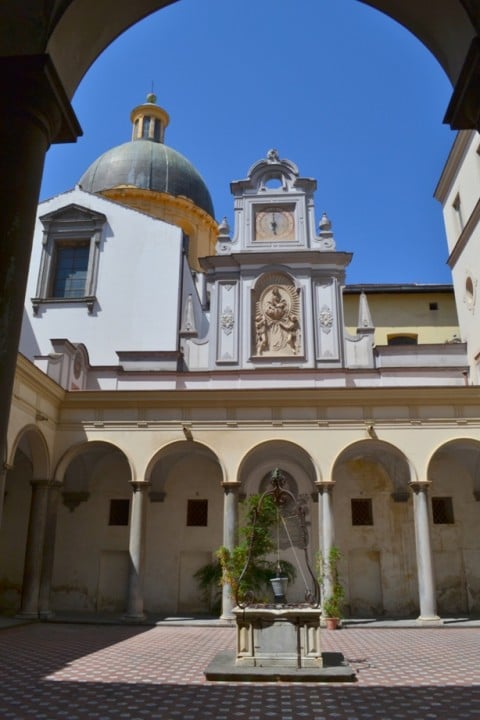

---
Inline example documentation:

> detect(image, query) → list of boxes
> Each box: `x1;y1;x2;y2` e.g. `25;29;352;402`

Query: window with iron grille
432;497;454;524
187;499;208;527
109;499;130;526
351;498;373;526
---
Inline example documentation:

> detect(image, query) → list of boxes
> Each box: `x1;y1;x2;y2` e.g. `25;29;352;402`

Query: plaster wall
52;451;131;611
450;233;480;377
20;189;184;366
333;457;418;617
144;453;223;613
429;453;480;614
439;132;480;255
435;132;480;378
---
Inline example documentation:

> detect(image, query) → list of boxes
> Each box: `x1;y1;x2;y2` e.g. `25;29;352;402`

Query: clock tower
194;151;372;371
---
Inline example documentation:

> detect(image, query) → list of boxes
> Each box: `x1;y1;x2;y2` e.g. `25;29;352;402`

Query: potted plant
320;546;345;629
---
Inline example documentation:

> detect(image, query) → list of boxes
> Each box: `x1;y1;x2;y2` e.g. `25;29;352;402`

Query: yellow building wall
343;291;460;345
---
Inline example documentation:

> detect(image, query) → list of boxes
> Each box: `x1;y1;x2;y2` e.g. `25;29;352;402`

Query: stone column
0;55;80;475
318;482;335;602
220;484;239;620
38;481;62;618
19;478;50;617
410;481;441;624
125;481;150;620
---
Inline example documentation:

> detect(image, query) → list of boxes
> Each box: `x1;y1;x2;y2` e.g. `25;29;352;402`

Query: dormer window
32;204;106;315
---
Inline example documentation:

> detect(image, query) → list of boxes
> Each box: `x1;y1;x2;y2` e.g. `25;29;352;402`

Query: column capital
315;481;335;494
409;481;432;494
48;480;63;491
130;481;151;493
0;54;81;144
30;478;50;488
222;483;241;494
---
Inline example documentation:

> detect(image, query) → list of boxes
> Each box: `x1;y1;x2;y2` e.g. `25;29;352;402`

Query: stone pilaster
125;481;150;620
410;481;441;624
19;478;50;617
220;484;239;620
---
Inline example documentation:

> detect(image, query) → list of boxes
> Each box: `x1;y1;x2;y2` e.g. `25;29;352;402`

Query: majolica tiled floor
0;622;479;719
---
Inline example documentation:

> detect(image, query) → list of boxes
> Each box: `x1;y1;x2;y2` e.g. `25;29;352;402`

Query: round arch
8;424;50;479
237;439;320;492
144;438;226;487
427;436;480;493
425;437;480;615
54;439;134;485
331;438;417;492
1;3;477;101
34;1;477;98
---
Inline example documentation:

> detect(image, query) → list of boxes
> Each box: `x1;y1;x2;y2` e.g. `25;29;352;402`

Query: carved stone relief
318;304;334;334
253;274;302;357
221;306;235;335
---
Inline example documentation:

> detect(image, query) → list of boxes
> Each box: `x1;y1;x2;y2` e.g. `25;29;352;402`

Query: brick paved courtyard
0;622;479;719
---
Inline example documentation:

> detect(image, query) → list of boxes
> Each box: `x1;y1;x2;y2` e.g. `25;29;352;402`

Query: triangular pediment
40;203;107;227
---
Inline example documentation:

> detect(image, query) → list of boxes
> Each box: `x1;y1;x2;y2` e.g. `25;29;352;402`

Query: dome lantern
130;92;170;144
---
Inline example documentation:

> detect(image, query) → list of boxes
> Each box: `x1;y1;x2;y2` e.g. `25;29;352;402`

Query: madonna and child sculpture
255;284;301;356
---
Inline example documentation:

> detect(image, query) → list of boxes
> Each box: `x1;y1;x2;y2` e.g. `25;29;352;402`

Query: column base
416;615;442;625
123;613;146;623
15;611;39;620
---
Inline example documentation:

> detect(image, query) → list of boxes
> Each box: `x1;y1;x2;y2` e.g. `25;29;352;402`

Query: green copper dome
78;140;214;218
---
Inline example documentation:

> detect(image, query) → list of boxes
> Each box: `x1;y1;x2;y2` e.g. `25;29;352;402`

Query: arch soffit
54;439;134;484
426;436;480;484
8;1;471;97
331;438;417;486
8;424;50;478
237;439;320;491
144;439;226;484
360;0;476;82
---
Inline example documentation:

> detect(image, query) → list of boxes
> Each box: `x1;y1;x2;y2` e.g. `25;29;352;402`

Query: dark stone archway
0;0;479;483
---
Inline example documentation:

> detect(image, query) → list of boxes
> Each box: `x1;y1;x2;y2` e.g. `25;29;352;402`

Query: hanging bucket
270;576;288;604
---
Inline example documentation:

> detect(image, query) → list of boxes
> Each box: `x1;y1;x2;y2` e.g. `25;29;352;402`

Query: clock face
254;205;295;242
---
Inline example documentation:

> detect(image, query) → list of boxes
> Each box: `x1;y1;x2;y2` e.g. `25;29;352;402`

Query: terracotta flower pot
325;617;339;630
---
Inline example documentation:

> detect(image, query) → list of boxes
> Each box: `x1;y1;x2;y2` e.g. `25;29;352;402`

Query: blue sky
41;0;455;284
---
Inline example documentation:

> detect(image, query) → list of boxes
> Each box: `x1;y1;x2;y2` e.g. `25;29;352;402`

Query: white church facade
2;96;480;622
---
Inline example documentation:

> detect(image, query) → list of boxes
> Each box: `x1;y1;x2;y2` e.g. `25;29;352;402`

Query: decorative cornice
434;130;474;203
59;385;480;411
15;353;65;404
447;197;480;268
